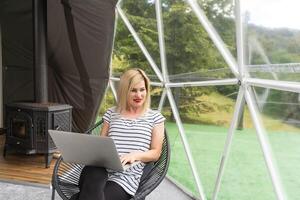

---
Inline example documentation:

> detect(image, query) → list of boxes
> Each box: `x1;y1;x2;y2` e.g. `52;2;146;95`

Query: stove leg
3;144;8;157
45;153;53;168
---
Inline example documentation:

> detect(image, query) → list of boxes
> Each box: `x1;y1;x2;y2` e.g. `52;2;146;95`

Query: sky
242;0;300;30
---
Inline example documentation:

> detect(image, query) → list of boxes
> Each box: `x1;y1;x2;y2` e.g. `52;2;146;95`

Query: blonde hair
116;68;151;114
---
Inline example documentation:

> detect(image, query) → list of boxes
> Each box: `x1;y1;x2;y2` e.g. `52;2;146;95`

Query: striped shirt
102;107;165;196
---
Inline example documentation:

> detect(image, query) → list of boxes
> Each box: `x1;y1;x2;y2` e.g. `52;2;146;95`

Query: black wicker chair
51;119;170;200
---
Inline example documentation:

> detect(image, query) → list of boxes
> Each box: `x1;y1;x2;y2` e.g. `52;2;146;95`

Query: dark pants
71;166;131;200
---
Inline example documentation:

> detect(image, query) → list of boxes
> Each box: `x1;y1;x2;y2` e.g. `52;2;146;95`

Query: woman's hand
120;152;138;166
119;122;165;165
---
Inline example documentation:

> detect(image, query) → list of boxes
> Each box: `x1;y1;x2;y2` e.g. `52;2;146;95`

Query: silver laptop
49;130;138;171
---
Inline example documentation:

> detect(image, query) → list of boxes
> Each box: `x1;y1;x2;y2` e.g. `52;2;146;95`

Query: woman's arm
100;121;110;137
120;122;165;165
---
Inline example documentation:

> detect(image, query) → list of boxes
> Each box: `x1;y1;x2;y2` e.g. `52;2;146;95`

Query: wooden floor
0;134;56;185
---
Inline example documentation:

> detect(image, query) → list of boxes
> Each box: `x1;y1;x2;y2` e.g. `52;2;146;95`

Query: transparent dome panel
162;0;235;81
112;12;160;82
115;1;161;77
217;88;278;199
253;87;300;200
243;0;300;81
165;85;237;197
165;120;198;197
98;83;117;117
167;85;238;126
150;85;164;109
196;0;237;58
218;124;276;200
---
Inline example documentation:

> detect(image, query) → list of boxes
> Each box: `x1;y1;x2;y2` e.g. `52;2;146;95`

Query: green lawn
166;122;300;200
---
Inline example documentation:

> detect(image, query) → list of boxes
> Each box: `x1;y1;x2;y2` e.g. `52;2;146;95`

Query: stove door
6;110;34;150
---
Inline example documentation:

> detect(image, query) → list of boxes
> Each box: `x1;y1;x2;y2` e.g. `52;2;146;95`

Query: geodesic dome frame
1;0;297;199
107;0;300;200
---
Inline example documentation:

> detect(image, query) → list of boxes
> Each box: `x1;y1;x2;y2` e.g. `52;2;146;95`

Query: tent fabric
47;0;117;131
0;0;35;103
0;0;117;132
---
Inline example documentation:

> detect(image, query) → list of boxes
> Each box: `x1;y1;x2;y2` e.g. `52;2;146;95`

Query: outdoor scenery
99;0;300;199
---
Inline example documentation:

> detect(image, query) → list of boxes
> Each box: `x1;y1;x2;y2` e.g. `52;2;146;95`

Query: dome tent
1;0;300;199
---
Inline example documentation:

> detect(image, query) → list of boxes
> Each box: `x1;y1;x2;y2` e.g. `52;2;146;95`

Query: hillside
161;91;300;133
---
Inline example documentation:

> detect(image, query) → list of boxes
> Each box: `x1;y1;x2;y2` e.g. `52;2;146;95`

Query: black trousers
71;166;131;200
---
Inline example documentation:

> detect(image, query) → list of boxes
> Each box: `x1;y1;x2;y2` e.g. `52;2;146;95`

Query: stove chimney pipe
33;0;48;103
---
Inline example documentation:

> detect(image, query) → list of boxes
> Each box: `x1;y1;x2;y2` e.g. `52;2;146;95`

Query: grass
166;122;300;200
99;90;300;199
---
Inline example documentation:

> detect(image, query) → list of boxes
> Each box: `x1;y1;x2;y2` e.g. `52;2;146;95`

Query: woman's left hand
120;152;138;166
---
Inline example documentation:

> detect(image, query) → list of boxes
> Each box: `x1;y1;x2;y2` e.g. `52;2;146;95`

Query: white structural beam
245;78;300;94
109;80;118;102
235;0;245;77
185;0;239;77
155;0;169;114
110;77;239;88
110;76;163;87
116;6;164;82
108;8;119;102
247;62;300;72
166;78;238;88
158;88;167;111
116;0;123;7
212;87;245;200
149;81;164;87
110;77;120;82
155;0;169;82
245;86;286;200
166;87;207;200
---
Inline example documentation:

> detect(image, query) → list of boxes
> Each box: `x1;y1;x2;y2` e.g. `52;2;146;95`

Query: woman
76;68;165;200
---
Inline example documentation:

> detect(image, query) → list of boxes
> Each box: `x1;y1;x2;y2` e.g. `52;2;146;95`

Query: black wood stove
2;0;73;168
3;102;72;168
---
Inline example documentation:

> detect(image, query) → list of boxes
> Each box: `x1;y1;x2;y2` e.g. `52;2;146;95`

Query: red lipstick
134;99;142;103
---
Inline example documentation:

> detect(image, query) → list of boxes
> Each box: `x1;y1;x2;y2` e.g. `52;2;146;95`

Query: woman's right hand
120;152;138;166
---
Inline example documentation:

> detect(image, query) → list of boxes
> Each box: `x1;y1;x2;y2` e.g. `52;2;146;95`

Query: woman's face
128;80;147;109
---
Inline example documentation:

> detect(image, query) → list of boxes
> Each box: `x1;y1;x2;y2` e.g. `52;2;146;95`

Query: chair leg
51;186;56;200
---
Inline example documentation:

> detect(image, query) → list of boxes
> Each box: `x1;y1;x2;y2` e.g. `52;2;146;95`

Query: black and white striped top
102;107;165;196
